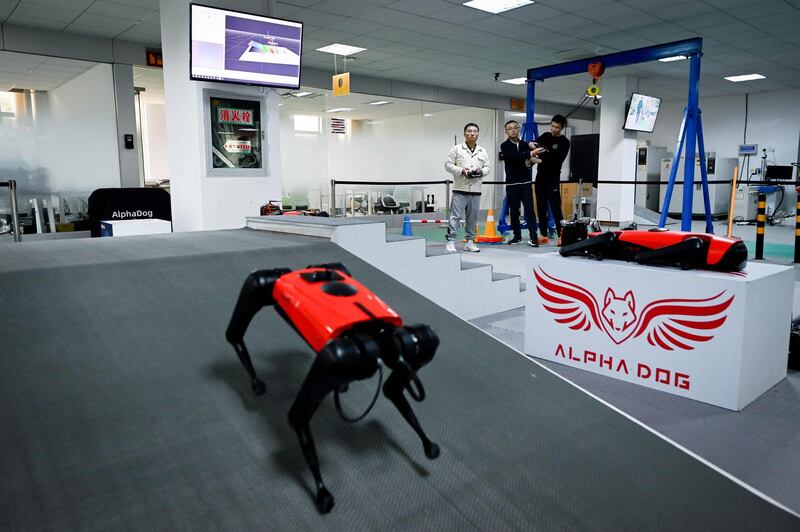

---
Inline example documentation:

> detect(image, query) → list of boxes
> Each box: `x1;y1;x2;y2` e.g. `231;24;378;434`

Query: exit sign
146;49;163;68
510;98;525;111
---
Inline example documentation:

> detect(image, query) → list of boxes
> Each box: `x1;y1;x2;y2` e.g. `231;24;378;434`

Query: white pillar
112;63;141;188
597;76;638;224
159;0;282;232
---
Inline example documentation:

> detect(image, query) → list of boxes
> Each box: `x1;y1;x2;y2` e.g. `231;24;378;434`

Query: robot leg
225;268;290;395
635;237;705;270
559;231;616;260
383;325;440;460
287;337;378;513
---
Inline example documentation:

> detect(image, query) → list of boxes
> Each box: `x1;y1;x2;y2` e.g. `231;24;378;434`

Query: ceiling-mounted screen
190;3;303;89
623;93;661;133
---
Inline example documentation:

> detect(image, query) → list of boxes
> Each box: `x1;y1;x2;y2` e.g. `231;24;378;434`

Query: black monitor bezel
623;92;662;133
189;2;303;90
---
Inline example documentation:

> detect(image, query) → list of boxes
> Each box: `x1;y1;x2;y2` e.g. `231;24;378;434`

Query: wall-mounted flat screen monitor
190;3;303;89
623;93;661;133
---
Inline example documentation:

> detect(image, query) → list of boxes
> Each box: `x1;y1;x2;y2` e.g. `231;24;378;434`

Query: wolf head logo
534;268;735;351
601;288;637;344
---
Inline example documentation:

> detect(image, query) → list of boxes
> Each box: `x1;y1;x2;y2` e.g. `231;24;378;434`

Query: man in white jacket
444;123;491;252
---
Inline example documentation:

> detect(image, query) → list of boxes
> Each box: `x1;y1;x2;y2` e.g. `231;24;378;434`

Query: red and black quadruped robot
225;263;439;514
559;227;748;271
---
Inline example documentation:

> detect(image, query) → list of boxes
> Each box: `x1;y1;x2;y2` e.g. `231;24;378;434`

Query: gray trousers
447;192;480;242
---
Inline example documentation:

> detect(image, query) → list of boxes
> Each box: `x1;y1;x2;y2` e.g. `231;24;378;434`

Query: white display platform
524;253;793;410
101;219;172;237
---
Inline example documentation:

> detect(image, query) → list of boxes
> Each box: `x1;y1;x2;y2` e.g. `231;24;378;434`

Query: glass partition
278;88;500;216
0;53;121;237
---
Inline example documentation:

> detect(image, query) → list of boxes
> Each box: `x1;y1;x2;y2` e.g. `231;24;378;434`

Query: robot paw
315;487;335;514
251;379;266;396
424;441;440;460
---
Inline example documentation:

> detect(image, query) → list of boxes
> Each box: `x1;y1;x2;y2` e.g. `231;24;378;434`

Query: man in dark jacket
531;114;570;245
500;120;539;246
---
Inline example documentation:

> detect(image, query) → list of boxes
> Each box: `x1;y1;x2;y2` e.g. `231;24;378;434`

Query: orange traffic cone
475;209;504;243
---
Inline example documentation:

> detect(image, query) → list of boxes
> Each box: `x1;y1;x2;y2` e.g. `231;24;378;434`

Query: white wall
279;106;596;215
640;89;800;174
597;76;639;223
0;65;120;199
640;94;746;160
141;101;169;183
160;0;283;231
279;105;499;211
38;64;121;195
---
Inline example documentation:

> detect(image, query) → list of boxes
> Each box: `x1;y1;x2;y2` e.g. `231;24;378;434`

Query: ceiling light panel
316;44;366;56
724;73;765;82
463;0;534;15
658;55;688;62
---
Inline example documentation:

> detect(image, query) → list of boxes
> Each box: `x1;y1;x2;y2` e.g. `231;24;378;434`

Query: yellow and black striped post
795;196;800;263
755;192;766;260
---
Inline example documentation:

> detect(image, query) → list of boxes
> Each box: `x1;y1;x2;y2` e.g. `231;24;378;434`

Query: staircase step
460;260;491;271
425;246;454;258
491;271;518;282
386;234;425;243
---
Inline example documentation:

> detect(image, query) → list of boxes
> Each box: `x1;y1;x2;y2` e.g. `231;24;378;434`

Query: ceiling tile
646;1;718;20
19;0;93;10
538;0;611;11
318;0;389;17
69;12;138;33
502;3;564;24
673;12;737;30
426;5;489;24
386;0;453;15
305;28;357;42
64;23;127;38
364;26;419;42
295;9;348;26
326;18;384;34
87;1;155;21
9;2;79;25
6;16;66;30
391;15;450;33
357;6;418;24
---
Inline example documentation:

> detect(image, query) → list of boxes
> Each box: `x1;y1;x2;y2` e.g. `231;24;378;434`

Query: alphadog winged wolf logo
534;267;734;350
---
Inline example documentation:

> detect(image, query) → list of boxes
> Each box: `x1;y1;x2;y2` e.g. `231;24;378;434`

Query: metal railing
330;179;452;218
0;180;21;242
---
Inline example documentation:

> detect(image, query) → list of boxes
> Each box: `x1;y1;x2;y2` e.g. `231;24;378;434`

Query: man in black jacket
531;114;570;245
500;120;539;246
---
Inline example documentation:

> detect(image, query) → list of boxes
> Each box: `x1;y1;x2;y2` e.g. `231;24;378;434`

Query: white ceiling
277;87;464;119
2;0;800;103
0;50;96;91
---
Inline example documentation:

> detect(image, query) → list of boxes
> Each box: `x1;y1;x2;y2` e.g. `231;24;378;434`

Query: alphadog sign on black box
88;188;171;237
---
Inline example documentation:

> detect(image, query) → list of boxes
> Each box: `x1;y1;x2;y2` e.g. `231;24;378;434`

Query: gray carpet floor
1;229;798;530
472;306;800;516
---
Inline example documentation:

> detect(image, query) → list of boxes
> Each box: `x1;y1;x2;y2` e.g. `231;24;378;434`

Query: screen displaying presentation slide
624;93;661;133
190;4;303;89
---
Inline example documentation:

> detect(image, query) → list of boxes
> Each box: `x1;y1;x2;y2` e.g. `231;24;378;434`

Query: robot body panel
273;268;403;352
563;230;747;271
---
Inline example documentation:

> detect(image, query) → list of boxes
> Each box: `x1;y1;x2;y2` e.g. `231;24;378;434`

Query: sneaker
537;236;550;245
507;236;522;245
464;240;480;252
527;239;539;248
446;240;456;252
548;230;558;239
